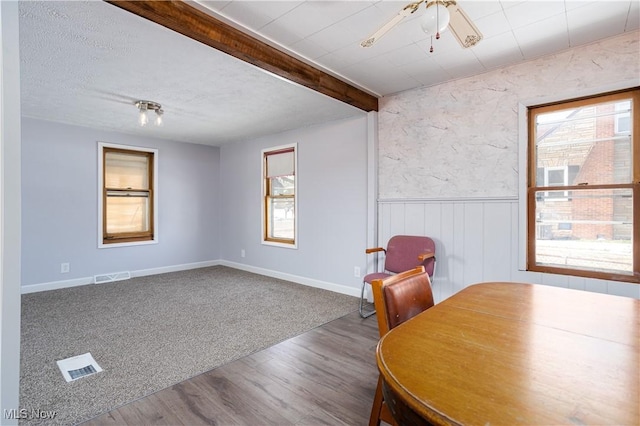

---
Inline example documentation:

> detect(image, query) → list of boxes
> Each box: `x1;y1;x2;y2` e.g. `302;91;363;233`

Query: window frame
261;143;297;249
526;88;639;283
98;142;158;248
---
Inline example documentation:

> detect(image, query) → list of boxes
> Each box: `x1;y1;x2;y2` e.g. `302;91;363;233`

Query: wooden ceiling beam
105;0;378;112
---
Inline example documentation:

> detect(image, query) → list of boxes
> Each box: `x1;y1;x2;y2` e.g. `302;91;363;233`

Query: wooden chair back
371;266;434;337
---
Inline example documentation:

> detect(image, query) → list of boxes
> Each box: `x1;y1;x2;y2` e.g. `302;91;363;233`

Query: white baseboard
218;260;361;298
131;260;220;278
21;277;94;294
21;260;221;294
21;260;358;297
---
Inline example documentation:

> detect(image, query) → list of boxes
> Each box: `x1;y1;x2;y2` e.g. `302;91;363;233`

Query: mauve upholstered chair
359;235;436;318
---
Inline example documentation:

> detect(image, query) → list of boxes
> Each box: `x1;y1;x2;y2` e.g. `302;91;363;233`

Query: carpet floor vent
57;353;103;382
94;271;131;284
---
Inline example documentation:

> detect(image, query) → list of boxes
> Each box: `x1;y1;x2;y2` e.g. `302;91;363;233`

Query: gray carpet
20;266;357;425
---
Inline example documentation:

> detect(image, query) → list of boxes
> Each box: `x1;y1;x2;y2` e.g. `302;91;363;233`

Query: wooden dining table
376;282;640;425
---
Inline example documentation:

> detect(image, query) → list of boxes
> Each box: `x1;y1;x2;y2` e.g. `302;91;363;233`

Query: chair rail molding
378;196;519;204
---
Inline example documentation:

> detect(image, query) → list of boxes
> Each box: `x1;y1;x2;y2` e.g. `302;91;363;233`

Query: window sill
99;239;158;249
262;240;297;250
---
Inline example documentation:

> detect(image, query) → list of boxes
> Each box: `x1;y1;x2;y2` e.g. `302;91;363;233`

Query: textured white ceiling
19;1;639;146
19;0;364;146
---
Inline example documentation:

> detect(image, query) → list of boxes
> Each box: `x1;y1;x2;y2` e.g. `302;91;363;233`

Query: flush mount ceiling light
135;100;163;127
360;0;482;53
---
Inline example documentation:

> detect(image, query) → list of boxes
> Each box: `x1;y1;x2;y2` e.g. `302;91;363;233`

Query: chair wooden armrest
418;251;435;261
366;247;386;254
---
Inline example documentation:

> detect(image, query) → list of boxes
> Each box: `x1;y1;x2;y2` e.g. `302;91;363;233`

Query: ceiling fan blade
360;1;425;48
445;2;482;48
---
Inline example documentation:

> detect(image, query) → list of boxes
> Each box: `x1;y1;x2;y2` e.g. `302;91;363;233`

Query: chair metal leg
359;280;376;318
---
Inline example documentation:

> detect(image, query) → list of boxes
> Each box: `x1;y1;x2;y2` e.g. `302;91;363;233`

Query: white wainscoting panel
378;198;640;302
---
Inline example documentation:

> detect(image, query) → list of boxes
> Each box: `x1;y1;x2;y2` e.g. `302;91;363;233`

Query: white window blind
266;150;294;178
105;151;150;189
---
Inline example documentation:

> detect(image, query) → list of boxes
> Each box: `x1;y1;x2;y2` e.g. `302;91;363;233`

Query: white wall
1;0;22;420
219;115;369;296
378;31;640;300
19;114;372;297
21;118;221;291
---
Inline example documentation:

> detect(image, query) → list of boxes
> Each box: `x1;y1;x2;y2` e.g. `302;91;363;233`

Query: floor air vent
57;353;103;382
94;271;131;284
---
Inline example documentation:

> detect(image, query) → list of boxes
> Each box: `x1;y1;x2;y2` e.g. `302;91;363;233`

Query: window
542;166;569;199
262;144;296;247
615;100;631;134
99;143;157;246
527;88;639;283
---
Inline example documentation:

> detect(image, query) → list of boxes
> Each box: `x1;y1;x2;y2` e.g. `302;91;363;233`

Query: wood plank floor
83;311;381;425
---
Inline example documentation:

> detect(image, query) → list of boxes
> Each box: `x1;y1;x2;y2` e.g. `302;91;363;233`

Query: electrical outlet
61;263;70;273
354;266;361;278
241;249;246;258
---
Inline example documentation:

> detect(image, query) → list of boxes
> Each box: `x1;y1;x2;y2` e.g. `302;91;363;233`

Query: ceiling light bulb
138;108;149;127
155;110;163;127
421;3;450;36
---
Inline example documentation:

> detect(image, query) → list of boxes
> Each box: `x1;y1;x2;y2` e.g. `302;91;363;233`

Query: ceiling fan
360;0;482;52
